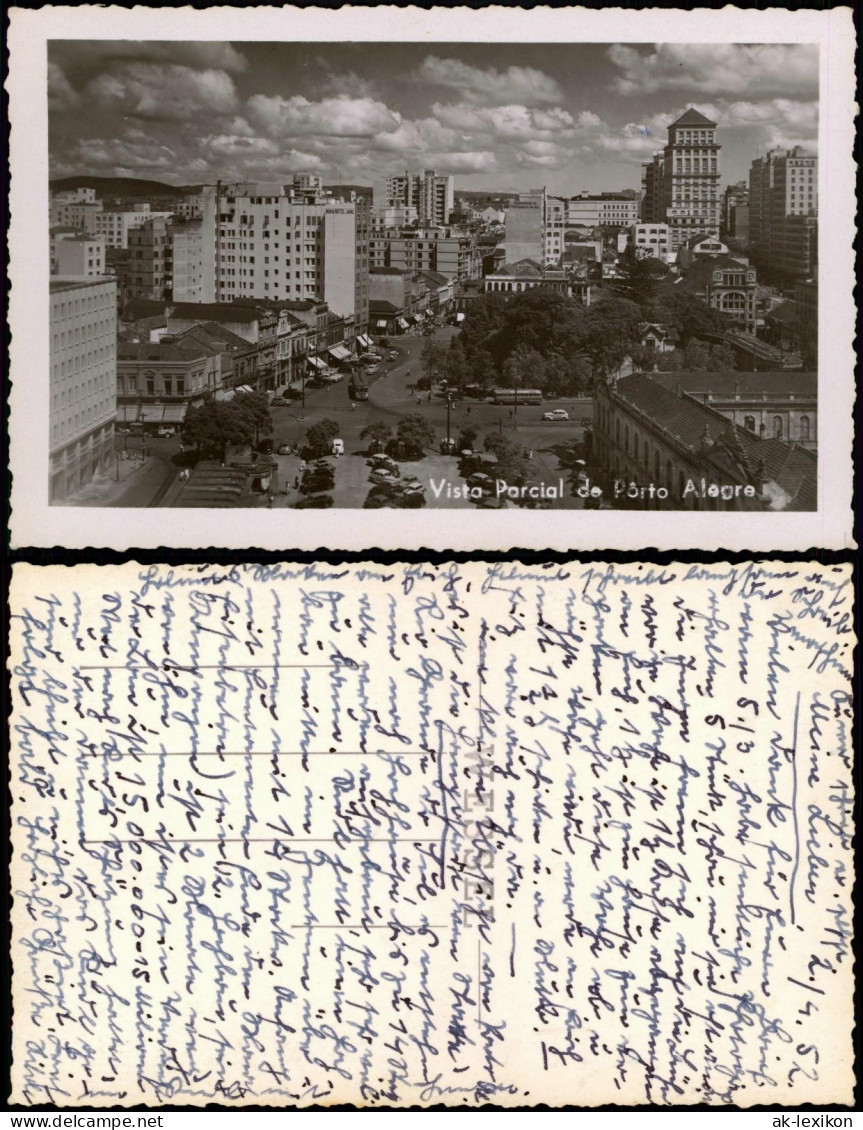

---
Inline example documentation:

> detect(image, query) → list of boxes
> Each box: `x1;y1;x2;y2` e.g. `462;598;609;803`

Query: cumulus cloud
369;116;458;153
54;40;249;76
418;55;563;106
431;102;576;139
86;64;239;121
607;43;818;99
72;135;176;171
247;93;401;137
48;64;80;113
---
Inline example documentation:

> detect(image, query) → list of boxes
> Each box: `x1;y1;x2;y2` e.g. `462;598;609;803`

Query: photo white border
7;5;856;551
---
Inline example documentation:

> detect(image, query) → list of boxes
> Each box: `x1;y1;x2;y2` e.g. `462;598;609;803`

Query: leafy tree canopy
396;413;435;454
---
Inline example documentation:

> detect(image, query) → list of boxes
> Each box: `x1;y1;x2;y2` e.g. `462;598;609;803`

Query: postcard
6;5;856;550
8;559;855;1107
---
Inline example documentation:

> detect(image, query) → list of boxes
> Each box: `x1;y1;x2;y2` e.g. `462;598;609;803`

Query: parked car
370;469;400;486
387;351;399;362
365;364;380;375
271;396;289;407
278;443;293;455
156;426;177;438
295;494;334;509
543;409;570;421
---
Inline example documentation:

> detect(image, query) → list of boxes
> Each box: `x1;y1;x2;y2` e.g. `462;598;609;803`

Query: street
266;325;594;509
89;325;593;509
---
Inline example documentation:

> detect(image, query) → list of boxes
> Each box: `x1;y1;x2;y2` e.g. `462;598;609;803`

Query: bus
349;374;369;401
493;388;543;405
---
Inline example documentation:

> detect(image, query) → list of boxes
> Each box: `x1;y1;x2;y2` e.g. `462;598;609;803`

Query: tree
610;246;668;306
483;434;535;486
443;338;470;390
646;286;729;344
471;349;498;389
305;417;340;455
582;296;642;377
182;399;259;459
233;390;273;443
456;424;481;452
396;414;435;456
501;342;541;390
421;337;446;383
360;421;393;449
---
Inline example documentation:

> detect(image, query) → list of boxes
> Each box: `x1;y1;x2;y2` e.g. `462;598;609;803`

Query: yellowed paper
8;561;854;1106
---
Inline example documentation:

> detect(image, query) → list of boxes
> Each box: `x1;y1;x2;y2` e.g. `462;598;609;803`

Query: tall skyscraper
748;147;817;279
658;108;722;250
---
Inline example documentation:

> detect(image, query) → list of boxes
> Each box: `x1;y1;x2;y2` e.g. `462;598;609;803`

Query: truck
349;373;369;401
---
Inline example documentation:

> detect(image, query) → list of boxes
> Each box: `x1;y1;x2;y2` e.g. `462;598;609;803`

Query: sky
48;41;819;195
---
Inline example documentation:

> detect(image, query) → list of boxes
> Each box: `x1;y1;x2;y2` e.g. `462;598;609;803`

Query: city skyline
48;41;819;194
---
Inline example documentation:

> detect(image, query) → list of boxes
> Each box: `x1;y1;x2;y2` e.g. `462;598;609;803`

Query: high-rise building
504;191;546;262
199;181;366;327
385;170;454;225
49;276;117;500
657;108;722;250
748;147;817;279
640;153;665;222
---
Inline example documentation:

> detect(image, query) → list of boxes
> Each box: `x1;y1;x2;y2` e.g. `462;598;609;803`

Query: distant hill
325;184;373;198
51;175;375;201
50;176;205;198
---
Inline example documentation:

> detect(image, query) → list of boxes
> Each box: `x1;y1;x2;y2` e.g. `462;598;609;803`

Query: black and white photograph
8;6;853;549
45;37;822;515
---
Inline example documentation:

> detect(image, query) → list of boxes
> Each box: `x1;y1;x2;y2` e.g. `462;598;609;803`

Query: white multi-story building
49;277;117;500
199;181;368;327
52;232;106;276
630;222;673;261
749;147;818;278
92;206;175;249
372;205;419;229
504;191;547;263
50;187;101;227
384;170;454;226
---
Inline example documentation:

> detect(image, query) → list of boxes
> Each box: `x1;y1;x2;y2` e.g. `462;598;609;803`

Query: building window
773;415;783;439
744;415;756;432
799;415;811;441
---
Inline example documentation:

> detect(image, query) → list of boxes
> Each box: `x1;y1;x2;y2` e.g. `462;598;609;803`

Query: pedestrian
466;406;471;416
294;475;299;489
528;448;533;460
351;401;356;411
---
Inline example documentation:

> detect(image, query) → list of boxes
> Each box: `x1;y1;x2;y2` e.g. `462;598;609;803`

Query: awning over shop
356;334;373;350
397;317;409;330
375;320;389;330
116;404;188;423
328;345;352;363
307;356;327;370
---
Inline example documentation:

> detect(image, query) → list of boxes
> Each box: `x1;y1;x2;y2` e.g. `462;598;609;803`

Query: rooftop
50;276;115;293
118;341;210;362
650;370;816;398
670;107;717;128
612;374;816;507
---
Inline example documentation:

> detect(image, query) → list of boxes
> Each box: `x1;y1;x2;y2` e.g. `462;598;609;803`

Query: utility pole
446;394;452;446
